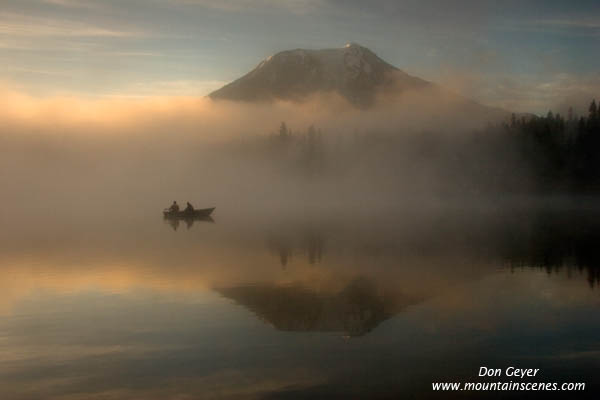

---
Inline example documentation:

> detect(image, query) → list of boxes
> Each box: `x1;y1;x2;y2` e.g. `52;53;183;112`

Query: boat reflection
164;215;215;230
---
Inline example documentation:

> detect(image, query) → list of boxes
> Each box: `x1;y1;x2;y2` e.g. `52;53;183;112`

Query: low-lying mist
1;88;535;226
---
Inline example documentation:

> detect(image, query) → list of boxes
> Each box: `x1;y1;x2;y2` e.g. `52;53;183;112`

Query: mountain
209;43;431;107
208;43;508;121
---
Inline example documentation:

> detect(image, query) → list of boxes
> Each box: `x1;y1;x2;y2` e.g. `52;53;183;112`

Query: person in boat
169;201;180;213
184;202;194;212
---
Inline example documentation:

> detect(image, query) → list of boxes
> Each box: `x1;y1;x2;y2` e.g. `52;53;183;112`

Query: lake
1;200;599;399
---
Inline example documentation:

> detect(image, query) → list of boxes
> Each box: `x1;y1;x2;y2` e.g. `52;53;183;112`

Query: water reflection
499;208;600;287
218;277;420;336
163;215;215;230
1;203;600;398
267;227;324;266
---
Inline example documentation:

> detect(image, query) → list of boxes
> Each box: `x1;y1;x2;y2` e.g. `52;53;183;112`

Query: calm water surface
1;204;599;399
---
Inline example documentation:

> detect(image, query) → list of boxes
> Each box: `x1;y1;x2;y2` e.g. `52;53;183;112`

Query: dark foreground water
1;202;600;399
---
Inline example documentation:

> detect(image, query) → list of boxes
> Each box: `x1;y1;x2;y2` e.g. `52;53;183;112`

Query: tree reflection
500;208;600;287
267;228;324;266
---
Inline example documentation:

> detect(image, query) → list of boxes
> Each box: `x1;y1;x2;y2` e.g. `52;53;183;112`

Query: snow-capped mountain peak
209;43;428;106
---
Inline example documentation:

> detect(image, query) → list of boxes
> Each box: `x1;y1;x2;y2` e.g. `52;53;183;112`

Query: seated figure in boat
184;202;194;212
169;201;180;213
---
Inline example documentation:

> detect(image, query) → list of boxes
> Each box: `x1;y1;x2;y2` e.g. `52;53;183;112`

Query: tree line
256;99;600;194
502;99;600;192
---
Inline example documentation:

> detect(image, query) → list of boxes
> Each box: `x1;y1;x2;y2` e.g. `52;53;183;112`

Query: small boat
163;207;215;219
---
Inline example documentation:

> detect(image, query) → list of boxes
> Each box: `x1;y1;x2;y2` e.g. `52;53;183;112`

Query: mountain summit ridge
209;43;430;106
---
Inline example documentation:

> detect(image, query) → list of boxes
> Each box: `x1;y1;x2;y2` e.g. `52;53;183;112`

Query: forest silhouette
254;100;600;194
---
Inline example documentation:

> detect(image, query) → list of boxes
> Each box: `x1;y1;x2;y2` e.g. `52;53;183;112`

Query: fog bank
0;88;528;224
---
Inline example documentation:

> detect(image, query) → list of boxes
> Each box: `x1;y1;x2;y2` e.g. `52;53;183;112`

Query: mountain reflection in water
1;202;600;399
218;277;420;336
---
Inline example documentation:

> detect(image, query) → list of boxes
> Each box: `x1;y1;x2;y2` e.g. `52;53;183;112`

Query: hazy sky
1;0;599;113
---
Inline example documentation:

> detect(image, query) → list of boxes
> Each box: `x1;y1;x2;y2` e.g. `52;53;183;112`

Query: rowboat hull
163;207;215;219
